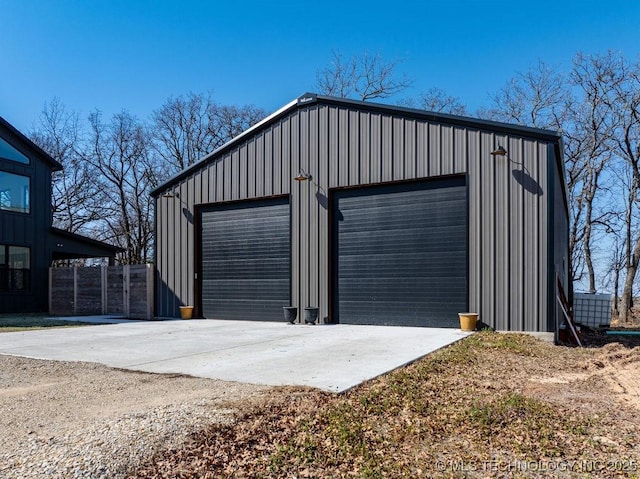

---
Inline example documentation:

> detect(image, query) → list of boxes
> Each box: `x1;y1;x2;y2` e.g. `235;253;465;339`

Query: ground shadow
576;326;640;349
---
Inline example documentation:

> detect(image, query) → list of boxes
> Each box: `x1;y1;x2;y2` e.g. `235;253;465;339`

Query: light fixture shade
294;170;312;181
490;146;508;156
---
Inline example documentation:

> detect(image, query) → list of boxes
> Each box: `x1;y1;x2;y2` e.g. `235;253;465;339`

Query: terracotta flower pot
458;312;478;331
180;306;194;320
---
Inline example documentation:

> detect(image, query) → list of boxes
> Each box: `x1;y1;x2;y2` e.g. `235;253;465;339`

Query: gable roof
152;92;563;197
0;116;63;171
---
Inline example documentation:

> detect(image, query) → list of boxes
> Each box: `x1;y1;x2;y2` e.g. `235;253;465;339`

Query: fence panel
49;265;154;319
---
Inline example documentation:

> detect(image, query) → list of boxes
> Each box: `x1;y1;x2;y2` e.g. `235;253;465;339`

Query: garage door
333;177;467;327
200;197;290;321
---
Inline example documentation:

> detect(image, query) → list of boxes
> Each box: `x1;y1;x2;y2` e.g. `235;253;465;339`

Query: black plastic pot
283;307;298;324
304;307;319;325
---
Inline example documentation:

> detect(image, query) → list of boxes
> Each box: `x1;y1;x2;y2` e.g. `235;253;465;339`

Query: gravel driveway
0;355;271;478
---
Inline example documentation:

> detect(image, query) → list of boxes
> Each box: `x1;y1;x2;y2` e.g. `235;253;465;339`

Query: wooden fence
49;264;154;320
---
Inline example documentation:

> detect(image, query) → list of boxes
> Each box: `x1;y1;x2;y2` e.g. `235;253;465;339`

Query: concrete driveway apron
0;319;471;392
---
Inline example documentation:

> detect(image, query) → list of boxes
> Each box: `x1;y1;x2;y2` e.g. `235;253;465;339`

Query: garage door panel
339;279;467;299
339;211;465;233
202;300;289;320
338;250;467;267
338;225;467;250
201;245;289;261
338;302;463;327
202;224;289;241
200;198;290;321
202;279;289;299
334;178;467;327
201;259;290;280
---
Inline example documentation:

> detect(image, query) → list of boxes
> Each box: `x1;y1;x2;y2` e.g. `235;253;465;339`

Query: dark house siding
0;123;55;313
153;94;567;332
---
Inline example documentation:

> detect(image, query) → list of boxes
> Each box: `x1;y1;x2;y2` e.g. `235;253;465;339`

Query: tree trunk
613;267;620;317
584;201;596;293
619;233;640;323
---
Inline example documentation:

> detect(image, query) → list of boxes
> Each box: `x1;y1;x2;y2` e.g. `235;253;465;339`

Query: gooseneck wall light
490;145;508;157
294;170;313;182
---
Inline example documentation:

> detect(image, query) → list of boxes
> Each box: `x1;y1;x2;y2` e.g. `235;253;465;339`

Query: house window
0;137;29;164
0;171;30;213
0;245;30;292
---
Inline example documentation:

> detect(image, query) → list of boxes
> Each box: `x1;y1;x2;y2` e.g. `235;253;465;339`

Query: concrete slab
47;315;152;324
0;320;471;392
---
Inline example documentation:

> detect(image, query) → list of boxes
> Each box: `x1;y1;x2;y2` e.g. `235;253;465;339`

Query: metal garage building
152;93;568;333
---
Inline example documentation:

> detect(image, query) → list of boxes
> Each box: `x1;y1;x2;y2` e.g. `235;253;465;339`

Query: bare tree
85;110;156;264
605;53;640;322
564;52;619;293
151;93;217;173
29;99;100;234
29;93;267;265
151;93;266;175
208;103;265;148
400;87;468;115
479;60;569;130
316;51;412;101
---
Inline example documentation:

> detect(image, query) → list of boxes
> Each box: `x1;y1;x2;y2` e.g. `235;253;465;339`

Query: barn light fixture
490;146;508;156
294;170;313;182
163;191;179;199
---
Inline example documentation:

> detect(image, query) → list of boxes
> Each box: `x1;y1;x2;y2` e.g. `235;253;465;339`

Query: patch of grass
467;393;574;455
471;330;546;356
0;315;95;332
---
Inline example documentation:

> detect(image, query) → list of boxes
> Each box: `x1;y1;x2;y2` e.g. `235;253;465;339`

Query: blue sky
1;0;639;132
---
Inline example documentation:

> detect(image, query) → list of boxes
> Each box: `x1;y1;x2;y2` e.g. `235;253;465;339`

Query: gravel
0;355;270;478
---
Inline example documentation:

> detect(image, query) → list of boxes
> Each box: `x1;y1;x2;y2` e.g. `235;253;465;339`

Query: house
0;116;122;314
152;93;569;335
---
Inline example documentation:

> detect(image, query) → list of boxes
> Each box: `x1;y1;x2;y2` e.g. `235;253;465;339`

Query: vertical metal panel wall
155;97;563;332
0;128;53;313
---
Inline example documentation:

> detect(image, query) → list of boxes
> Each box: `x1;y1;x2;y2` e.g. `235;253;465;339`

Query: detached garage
152;93;568;335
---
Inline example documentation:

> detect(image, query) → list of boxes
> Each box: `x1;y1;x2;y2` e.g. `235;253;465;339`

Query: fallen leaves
132;332;640;478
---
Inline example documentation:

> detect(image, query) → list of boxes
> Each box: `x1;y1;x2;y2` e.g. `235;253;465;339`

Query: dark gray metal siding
333;177;467;326
155;96;565;332
0;130;53;313
200;198;290;320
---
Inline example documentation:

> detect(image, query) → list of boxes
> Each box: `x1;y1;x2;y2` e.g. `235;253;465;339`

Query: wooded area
29;50;640;322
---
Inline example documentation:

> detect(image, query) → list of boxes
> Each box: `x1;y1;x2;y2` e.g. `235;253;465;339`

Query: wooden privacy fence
49;264;154;320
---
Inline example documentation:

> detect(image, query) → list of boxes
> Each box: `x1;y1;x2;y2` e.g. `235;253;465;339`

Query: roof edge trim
50;227;124;253
0;116;63;171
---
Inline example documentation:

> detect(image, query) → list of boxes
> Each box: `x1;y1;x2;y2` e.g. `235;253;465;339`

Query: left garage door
200;197;290;321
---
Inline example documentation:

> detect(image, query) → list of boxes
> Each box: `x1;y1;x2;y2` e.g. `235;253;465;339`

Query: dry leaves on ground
132;331;640;478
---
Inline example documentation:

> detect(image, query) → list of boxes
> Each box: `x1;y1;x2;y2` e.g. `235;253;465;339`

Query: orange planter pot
180;306;194;320
458;313;479;331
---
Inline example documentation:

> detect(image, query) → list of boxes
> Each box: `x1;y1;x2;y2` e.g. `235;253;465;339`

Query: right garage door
333;176;467;327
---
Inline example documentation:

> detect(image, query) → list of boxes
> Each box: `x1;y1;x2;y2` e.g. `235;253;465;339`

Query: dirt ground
0;356;273;478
